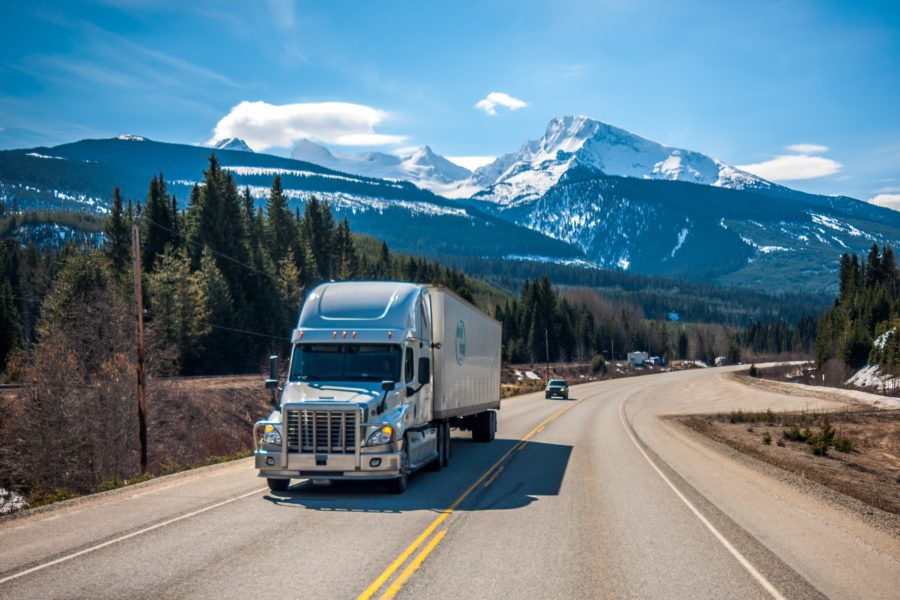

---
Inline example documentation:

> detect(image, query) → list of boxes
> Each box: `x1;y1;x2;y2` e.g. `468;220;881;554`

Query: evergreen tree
265;176;298;266
103;187;130;276
145;247;210;372
0;280;22;374
141;174;177;273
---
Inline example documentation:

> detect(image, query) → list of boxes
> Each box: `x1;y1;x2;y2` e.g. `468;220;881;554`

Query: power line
140;216;278;283
202;321;291;342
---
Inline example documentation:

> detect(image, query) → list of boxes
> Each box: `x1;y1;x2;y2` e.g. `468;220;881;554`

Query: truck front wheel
267;478;290;492
388;472;408;494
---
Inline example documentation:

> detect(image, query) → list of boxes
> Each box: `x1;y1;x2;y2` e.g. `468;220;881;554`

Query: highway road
1;367;898;599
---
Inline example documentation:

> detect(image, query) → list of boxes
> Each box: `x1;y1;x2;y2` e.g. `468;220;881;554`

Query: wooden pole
545;328;550;381
132;224;148;474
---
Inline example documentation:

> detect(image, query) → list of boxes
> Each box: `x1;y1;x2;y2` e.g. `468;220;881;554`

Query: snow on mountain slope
470;115;772;206
211;137;254;152
290;139;471;195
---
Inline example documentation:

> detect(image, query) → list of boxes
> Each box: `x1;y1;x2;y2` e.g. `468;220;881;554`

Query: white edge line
0;486;267;585
618;401;786;600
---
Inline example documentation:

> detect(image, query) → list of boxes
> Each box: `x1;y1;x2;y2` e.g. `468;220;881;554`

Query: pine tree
198;246;235;373
103;187;131;276
141;174;177;273
0;280;22;374
145;247;210;372
335;217;359;280
265;176;298;266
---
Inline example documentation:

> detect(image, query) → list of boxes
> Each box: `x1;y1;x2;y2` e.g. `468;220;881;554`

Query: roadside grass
678;408;900;515
23;449;257;510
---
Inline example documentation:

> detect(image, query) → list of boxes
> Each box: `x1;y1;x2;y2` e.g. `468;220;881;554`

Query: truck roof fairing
297;281;425;332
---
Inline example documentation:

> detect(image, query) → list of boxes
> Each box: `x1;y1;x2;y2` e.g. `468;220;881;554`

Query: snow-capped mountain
467;115;772;206
211;137;253;152
290;139;471;195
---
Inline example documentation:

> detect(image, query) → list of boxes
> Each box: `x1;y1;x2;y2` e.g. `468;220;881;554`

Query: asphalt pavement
1;367;898;599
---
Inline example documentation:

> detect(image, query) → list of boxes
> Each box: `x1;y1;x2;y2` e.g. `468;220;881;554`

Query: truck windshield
289;344;401;382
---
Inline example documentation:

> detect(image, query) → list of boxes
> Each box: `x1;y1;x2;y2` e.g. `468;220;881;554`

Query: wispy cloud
738;144;842;181
869;194;900;211
447;155;496;170
474;92;528;116
210;101;407;150
785;143;829;154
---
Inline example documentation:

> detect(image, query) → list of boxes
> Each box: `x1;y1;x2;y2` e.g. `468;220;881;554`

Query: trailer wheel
267;478;290;492
473;411;494;443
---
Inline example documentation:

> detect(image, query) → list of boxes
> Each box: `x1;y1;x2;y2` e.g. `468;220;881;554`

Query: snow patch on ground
524;370;542;380
739;235;789;254
0;488;28;515
223;165;404;188
26;152;66;160
239;186;471;219
670;227;688;257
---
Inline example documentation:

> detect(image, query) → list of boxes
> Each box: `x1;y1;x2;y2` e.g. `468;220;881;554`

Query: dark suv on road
545;379;569;399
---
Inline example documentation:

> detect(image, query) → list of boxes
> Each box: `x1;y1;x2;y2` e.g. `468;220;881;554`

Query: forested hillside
815;244;900;369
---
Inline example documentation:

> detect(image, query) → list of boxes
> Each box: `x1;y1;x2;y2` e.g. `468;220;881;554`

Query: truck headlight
263;424;282;445
366;425;394;446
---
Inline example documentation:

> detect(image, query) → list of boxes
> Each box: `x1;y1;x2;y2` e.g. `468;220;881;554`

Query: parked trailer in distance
254;281;501;493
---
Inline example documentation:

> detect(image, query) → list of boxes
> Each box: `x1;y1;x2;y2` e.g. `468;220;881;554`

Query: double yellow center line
358;398;583;600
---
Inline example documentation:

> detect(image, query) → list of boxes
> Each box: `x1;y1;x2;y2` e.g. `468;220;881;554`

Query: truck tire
426;424;444;472
388;472;408;494
442;421;451;467
473;411;495;443
267;478;290;492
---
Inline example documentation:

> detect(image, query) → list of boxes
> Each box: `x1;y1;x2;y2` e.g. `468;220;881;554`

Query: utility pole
545;327;550;381
132;224;148;474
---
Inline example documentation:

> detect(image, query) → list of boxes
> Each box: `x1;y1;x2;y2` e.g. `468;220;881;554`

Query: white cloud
474;92;528;116
738;145;842;182
447;155;496;170
869;194;900;211
210;101;407;151
785;143;829;154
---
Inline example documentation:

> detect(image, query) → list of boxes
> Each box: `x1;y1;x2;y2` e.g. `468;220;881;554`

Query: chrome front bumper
254;449;402;480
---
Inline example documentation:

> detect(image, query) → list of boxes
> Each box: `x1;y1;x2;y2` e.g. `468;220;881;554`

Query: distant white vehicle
627;351;649;367
715;356;728;367
254;282;501;494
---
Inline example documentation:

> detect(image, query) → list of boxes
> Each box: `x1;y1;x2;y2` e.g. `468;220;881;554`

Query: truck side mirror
418;357;430;385
381;380;395;392
265;355;279;390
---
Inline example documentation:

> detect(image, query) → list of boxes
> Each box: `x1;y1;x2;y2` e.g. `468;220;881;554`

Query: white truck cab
254;281;501;493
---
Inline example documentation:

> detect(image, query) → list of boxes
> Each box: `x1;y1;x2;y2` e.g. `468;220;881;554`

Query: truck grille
285;409;358;453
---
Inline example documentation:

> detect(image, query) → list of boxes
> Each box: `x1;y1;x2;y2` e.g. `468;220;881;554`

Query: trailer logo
455;320;467;365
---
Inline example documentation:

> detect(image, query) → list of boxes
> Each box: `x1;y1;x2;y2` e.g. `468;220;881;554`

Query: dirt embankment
678;406;900;515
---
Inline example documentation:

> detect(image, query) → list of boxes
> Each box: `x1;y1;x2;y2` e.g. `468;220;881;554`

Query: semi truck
253;281;502;493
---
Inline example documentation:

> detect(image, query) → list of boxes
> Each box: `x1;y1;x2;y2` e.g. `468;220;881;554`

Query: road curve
1;367;898;599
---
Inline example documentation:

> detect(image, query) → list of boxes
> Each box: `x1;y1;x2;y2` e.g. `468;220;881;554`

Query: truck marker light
388;332;393;339
342;331;347;339
352;331;358;339
264;424;274;433
298;331;304;340
382;425;394;439
332;331;338;339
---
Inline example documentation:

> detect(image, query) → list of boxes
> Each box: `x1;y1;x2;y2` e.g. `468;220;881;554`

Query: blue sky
1;0;898;205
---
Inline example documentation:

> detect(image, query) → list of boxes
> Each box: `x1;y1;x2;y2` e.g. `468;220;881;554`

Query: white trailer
253;281;501;493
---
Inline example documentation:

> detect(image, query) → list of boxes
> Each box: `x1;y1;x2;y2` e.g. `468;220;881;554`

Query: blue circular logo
455;320;466;365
